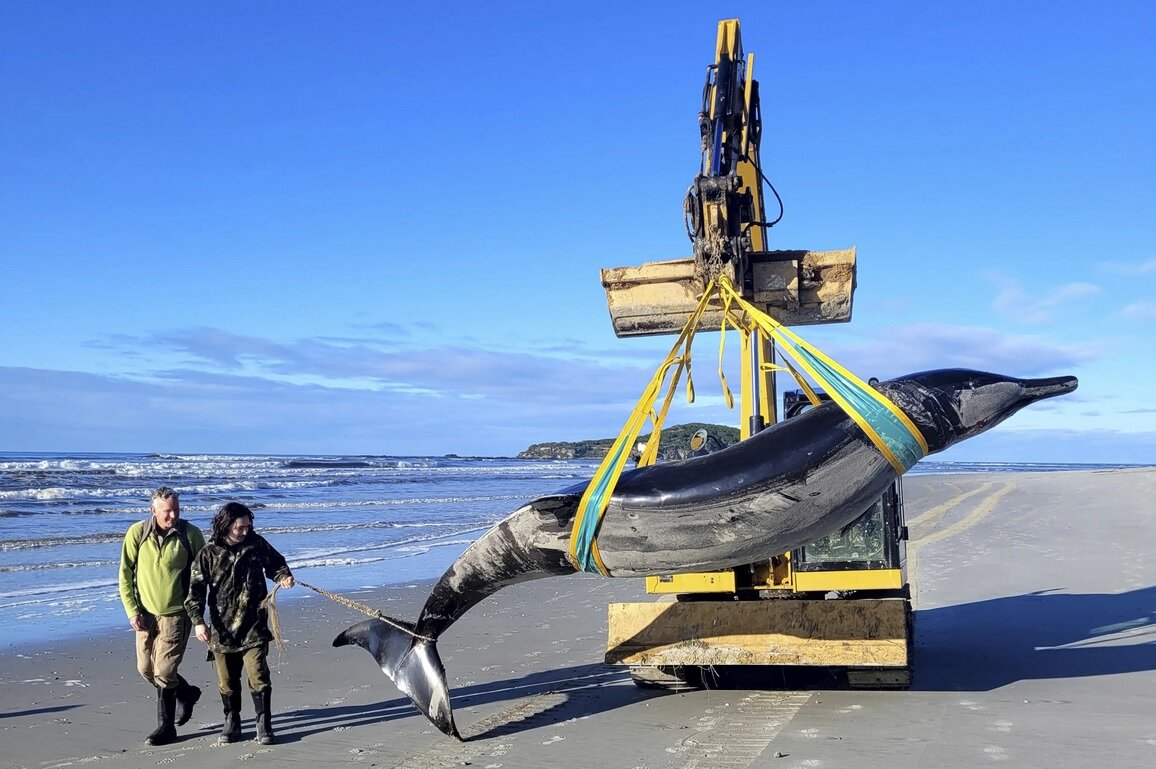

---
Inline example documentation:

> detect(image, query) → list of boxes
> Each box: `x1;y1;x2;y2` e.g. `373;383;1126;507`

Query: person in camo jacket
185;501;294;745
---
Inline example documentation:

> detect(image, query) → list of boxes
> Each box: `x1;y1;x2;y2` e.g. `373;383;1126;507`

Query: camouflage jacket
185;532;292;653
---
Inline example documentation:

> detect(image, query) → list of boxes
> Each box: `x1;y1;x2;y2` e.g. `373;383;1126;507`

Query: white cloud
0;315;1138;459
1121;301;1156;321
1102;258;1156;276
988;275;1102;325
808;322;1093;380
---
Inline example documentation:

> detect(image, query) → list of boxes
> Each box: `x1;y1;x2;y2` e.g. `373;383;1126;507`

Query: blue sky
2;2;1153;463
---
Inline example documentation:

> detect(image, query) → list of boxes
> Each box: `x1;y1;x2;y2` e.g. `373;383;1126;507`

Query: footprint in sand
983;745;1009;761
235;749;272;761
541;735;565;745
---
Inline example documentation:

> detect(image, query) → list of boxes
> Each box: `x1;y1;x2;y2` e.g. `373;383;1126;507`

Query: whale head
879;368;1078;455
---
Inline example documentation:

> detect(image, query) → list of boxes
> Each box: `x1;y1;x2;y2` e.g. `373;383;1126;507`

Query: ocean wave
1;533;126;551
289;555;388;569
0;577;118;601
0;560;116;573
289;537;477;569
391;538;477;555
908;460;1148;475
0;514;498;551
256;493;528;510
5;593;118;613
283;460;374;469
0;479;352;502
0;460;118;474
259;520;466;537
0;493;528;522
287;524;489;564
0;487;120;501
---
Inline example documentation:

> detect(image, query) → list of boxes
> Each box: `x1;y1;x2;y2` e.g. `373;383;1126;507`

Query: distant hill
517;422;741;461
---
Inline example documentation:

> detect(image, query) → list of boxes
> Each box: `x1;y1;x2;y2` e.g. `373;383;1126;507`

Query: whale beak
1021;375;1078;403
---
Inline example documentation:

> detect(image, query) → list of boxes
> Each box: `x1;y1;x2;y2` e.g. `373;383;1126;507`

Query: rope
294;579;435;642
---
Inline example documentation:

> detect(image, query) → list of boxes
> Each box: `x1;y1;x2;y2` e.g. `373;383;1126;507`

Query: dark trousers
213;644;271;695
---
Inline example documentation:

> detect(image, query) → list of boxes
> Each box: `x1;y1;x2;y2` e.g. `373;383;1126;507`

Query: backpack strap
175;520;195;595
137;518;196;595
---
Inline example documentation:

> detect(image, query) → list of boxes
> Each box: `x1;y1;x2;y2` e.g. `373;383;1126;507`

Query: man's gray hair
150;486;180;503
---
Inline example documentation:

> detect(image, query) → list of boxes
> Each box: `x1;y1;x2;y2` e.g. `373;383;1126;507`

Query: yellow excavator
600;19;912;690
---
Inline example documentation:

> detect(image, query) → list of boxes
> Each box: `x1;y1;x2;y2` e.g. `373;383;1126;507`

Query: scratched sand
1;468;1154;769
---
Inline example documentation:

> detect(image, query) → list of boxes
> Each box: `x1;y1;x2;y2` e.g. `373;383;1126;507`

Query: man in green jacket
119;486;206;746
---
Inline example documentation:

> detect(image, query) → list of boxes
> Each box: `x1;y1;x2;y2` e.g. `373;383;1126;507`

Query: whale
333;368;1077;738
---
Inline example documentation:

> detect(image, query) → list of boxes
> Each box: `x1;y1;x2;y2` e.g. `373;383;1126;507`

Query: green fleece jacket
119;518;206;618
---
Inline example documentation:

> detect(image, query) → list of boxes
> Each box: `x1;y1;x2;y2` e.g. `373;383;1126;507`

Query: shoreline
2;466;1154;769
3;465;1149;656
6;463;1149;655
3;463;1151;654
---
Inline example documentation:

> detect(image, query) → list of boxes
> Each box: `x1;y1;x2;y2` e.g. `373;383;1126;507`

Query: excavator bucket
600;248;856;337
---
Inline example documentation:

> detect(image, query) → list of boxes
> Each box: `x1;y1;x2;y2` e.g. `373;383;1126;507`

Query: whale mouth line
1023;375;1079;402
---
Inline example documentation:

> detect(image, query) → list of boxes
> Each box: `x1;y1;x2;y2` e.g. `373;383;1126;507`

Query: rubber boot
251;689;274;745
219;691;242;744
175;675;202;726
145;686;178;746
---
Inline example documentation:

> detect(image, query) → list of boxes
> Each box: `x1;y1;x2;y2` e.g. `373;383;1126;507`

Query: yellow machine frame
601;19;912;689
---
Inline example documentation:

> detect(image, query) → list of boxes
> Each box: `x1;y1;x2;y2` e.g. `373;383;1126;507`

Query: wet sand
2;467;1154;769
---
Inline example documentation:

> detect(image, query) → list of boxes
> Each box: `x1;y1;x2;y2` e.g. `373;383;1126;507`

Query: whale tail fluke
333;618;459;739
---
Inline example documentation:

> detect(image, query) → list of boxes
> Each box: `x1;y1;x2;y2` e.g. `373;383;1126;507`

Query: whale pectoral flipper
333;619;460;739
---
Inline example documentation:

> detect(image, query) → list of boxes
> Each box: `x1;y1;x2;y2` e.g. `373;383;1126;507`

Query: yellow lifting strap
568;276;928;576
713;276;928;470
567;281;717;575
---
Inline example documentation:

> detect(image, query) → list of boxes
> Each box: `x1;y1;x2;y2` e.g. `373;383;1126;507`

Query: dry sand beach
2;468;1154;769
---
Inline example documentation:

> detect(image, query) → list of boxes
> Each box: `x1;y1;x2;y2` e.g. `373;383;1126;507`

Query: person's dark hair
211;501;255;544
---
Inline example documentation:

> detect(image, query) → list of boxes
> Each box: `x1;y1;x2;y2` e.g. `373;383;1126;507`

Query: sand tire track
672;691;811;768
908;481;1011;603
388;693;569;768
